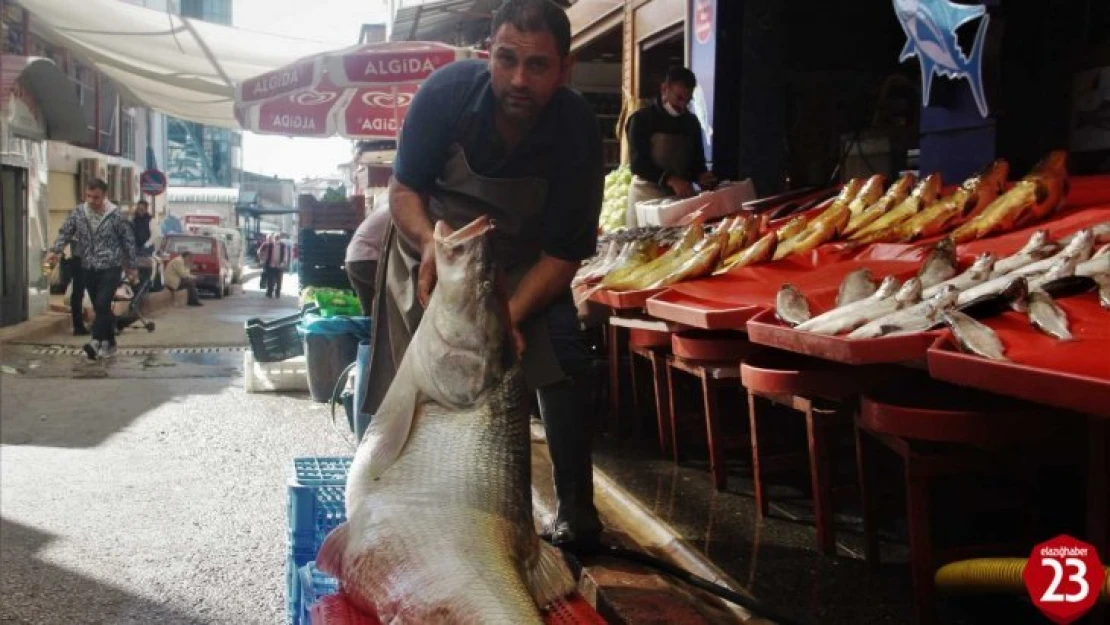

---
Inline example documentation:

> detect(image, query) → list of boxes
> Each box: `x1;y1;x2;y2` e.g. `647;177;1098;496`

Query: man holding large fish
361;0;605;556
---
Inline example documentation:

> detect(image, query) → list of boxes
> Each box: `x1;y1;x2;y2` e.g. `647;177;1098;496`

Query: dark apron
360;144;565;435
626;132;697;228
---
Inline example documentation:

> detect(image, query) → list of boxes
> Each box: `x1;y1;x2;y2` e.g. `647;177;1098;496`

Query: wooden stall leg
650;351;673;459
748;391;769;517
607;322;621;436
905;462;936;625
856;423;880;568
667;359;683;463
702;374;727;491
628;343;641;427
807;403;836;555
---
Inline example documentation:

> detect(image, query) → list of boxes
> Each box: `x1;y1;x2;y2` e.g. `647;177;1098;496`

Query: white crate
636;179;757;227
244;352;309;393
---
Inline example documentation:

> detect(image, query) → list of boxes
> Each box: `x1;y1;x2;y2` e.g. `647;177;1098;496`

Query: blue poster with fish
688;0;716;164
893;0;991;118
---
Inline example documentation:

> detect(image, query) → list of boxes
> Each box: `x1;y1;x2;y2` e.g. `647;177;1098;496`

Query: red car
157;234;233;298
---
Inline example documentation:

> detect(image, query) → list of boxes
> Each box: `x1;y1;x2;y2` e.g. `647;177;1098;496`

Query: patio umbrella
233;41;485;140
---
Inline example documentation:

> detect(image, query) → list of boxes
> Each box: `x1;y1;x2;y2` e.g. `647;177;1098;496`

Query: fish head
895;277;924;304
1045;253;1081;281
875;276;902;299
431;216;511;358
1061;229;1095;261
1032;150;1068;178
1021;229;1051;255
1002;276;1030;311
925;285;959;315
969;252;996;277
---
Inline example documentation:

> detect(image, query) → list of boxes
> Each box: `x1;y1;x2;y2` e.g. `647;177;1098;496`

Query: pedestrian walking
257;234;288;298
45;178;138;360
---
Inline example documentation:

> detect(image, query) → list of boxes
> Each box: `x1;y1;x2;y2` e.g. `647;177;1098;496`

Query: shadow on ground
0;518;203;625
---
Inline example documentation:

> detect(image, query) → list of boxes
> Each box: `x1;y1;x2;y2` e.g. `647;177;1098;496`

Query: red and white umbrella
233;41;484;140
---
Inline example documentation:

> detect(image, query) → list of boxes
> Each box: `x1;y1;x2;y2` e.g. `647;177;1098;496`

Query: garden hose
935;559;1110;602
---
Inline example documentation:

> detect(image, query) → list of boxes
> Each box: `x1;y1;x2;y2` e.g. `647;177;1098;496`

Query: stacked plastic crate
287;456;352;624
297;195;366;291
244;311;310;393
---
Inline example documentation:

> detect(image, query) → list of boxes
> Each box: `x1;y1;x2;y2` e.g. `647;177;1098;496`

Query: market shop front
0;55;87;327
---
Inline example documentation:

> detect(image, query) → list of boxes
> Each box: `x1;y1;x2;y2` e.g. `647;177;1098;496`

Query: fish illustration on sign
893;0;991;118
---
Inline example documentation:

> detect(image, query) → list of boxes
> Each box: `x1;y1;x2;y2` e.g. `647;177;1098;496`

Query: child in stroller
114;254;162;335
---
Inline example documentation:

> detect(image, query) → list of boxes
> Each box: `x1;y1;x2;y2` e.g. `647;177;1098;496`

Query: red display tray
927;328;1110;420
646;289;763;330
671;329;760;361
745;308;941;365
588;287;665;311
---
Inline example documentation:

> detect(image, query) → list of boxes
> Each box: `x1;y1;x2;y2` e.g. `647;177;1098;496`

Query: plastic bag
299;313;371;340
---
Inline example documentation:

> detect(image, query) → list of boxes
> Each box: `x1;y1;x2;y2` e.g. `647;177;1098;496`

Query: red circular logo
695;0;713;45
1023;535;1105;624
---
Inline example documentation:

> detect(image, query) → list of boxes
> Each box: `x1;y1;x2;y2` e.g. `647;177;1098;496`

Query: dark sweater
625;99;707;187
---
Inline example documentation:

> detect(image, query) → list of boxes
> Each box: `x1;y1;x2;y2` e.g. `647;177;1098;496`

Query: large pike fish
318;216;576;624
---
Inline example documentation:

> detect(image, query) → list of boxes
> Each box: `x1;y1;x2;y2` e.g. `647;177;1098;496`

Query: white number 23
1040;557;1089;603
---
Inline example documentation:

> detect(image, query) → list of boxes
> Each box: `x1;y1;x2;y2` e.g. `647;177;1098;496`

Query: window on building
121;111;136;162
181;0;231;25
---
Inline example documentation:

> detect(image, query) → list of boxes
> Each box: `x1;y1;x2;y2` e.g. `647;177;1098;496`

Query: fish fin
965;13;991;117
364;363;420;480
316;522;350;578
525;539;576;609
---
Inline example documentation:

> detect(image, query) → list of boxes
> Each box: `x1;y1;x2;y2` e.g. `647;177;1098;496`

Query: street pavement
0;273;356;625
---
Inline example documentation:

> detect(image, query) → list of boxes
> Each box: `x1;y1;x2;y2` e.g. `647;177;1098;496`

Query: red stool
740;350;886;554
665;354;743;490
629;343;673;457
857;381;1072;624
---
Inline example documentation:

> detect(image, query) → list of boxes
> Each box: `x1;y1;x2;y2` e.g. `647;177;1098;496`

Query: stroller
114;254;162;335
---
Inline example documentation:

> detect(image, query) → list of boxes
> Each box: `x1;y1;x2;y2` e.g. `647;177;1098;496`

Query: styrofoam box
244;352;310;393
636;179;757;227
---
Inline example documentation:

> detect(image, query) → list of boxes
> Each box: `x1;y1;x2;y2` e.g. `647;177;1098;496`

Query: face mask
663;101;683;117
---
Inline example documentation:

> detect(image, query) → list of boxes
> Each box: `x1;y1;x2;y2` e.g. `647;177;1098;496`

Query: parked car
157;234;233;298
189;225;246;283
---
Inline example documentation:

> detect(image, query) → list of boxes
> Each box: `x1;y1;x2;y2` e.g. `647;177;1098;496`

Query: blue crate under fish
292;457;352;487
298;561;340;624
288;484;346;556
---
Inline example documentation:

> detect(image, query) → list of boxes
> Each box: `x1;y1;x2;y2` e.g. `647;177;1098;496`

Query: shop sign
5;79;46;139
893;0;991;118
688;0;717;160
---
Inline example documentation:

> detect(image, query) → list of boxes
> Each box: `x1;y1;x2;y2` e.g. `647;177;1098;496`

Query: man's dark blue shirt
393;59;603;262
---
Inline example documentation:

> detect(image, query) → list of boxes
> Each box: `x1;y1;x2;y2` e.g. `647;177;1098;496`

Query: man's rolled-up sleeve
542;101;604;263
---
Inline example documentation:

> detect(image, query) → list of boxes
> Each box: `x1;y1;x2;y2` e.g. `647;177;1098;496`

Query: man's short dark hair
181;251;192;258
86;178;109;193
665;67;698;90
492;0;571;58
136;199;149;207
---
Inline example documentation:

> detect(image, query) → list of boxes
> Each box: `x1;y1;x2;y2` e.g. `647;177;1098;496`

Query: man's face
489;24;571;124
661;81;693;114
86;188;106;211
135;203;148;216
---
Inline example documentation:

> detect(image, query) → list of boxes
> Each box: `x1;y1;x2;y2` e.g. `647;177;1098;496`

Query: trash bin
300;314;371;403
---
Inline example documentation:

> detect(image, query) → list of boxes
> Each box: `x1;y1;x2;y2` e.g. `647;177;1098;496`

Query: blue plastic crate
286;550;316;625
292;457;352;487
298;562;340;624
288;484;346;554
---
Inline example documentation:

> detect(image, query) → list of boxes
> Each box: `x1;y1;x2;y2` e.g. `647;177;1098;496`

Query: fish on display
1024;290;1072;340
1061;221;1110;246
958;275;1029;319
798;277;922;335
795;276;902;334
850;174;943;243
836;268;879;307
956;229;1095;306
923;252;995;298
897;160;1009;242
988;230;1056;278
843;173;914;237
917;237;958;288
952;151;1069;243
847;175;890;216
848;284;958;338
776;284;812;327
944;310;1008;360
715;230;778;275
318;216;576;624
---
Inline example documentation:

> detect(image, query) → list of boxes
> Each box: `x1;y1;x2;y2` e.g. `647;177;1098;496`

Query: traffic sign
1024;535;1105;624
139;169;167;196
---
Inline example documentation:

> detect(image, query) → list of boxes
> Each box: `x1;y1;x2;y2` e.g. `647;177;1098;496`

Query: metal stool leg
748;391;769;517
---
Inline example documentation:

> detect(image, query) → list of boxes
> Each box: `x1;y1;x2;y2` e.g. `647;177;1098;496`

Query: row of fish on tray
575;150;1072;295
773;224;1110;361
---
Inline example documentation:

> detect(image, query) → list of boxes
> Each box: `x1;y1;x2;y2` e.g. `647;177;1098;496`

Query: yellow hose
935;559;1110;602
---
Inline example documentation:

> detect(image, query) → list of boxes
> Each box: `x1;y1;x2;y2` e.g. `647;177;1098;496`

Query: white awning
16;0;338;128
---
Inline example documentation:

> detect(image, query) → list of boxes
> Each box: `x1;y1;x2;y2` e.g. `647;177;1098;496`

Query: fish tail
525;540;577;610
965;12;991;117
